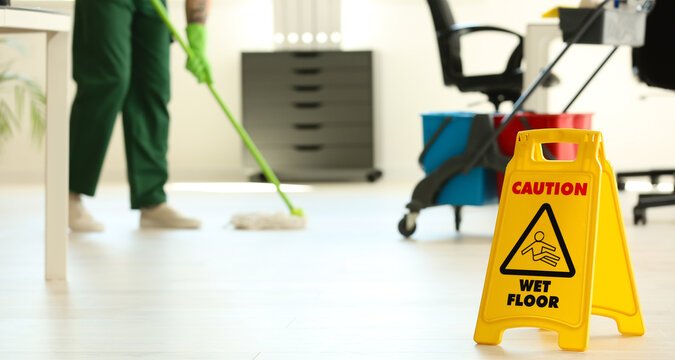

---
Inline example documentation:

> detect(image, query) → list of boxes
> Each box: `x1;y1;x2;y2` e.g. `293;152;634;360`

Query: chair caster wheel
633;208;646;225
367;169;383;182
249;173;268;183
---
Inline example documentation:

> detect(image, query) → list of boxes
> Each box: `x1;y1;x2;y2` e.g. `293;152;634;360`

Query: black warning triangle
500;203;575;278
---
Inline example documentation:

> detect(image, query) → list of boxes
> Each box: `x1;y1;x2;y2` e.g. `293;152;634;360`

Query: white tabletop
0;6;70;32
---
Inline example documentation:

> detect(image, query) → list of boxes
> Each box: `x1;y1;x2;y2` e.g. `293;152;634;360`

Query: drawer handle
293;123;323;130
293;68;322;75
293;85;322;92
293;102;322;109
294;145;323;152
292;52;320;58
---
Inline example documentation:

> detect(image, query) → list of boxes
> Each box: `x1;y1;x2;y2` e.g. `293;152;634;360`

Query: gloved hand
185;23;213;84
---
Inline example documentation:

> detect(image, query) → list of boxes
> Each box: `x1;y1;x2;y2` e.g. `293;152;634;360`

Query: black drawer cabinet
241;51;381;182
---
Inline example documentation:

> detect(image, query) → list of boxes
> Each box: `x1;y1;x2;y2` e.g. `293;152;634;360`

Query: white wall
1;0;673;185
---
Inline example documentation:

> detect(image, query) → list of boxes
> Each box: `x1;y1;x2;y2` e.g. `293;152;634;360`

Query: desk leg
45;31;69;281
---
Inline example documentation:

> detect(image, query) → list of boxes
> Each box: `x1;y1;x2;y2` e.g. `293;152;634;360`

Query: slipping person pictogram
521;231;560;267
500;203;575;278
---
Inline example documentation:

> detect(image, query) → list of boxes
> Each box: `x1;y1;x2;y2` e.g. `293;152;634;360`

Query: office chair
426;0;524;110
616;0;675;225
400;1;523;235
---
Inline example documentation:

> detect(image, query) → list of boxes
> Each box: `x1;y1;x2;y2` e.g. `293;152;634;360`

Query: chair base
616;169;675;225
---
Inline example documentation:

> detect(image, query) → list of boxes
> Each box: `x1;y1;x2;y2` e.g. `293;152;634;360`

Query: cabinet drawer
243;85;371;104
242;51;371;70
243;68;371;87
248;124;372;146
245;145;373;169
244;104;371;125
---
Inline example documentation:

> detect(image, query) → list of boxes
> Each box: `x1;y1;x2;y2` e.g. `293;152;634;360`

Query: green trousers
69;0;170;209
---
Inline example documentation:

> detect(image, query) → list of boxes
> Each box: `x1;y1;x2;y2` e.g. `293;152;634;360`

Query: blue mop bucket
421;112;499;206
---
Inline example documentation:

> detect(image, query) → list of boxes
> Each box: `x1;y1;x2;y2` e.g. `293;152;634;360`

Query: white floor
1;182;675;359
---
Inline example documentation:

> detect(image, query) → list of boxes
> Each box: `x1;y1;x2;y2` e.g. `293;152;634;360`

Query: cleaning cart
398;112;506;236
398;0;652;237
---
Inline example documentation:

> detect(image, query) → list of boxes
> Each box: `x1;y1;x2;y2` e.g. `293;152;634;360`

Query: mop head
230;211;307;230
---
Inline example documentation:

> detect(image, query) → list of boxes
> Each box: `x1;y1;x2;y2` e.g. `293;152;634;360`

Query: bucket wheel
398;213;418;238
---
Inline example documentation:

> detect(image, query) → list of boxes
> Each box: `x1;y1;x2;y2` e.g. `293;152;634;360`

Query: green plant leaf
0;38;24;54
30;97;45;146
14;84;25;119
0;39;46;150
0;99;15;144
0;99;18;126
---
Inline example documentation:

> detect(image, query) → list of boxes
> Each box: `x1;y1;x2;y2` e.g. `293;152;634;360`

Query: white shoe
140;203;201;229
69;192;104;232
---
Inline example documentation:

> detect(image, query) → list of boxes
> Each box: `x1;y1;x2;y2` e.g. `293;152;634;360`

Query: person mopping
148;0;307;231
68;0;213;231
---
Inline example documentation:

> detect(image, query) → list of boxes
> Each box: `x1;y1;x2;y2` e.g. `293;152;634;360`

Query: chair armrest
438;24;523;41
437;24;524;75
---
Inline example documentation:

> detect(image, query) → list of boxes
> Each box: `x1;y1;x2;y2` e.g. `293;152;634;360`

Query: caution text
512;181;588;196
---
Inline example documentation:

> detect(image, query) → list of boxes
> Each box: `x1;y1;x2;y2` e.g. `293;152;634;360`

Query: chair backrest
633;0;675;90
426;0;463;86
427;0;456;33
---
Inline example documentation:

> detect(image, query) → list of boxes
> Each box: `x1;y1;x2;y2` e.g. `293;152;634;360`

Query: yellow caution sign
474;129;644;351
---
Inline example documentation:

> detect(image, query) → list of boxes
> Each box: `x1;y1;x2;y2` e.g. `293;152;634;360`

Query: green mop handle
149;0;303;217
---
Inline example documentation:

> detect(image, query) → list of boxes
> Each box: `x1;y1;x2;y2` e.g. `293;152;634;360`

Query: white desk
524;23;562;113
0;7;71;280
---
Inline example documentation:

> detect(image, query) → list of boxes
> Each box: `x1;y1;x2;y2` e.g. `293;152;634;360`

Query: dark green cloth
69;0;170;209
